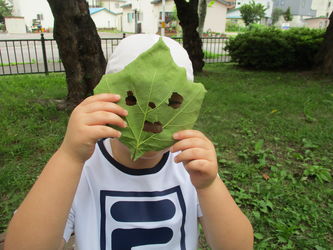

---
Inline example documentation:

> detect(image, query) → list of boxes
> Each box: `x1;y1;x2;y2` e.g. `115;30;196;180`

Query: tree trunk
47;0;107;109
316;12;333;74
197;0;207;37
174;0;204;73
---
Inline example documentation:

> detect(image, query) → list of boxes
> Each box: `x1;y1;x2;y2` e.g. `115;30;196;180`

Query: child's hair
105;34;194;81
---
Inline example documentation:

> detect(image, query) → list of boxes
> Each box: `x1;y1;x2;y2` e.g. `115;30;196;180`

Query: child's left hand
171;130;218;190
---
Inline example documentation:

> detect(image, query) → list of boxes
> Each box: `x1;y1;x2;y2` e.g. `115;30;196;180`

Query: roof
227;7;241;18
216;0;235;6
150;0;234;5
89;8;118;15
227;7;240;13
304;16;328;20
120;3;132;8
150;0;172;4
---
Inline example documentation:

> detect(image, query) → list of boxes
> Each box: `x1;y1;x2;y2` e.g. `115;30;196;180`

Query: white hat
105;34;194;81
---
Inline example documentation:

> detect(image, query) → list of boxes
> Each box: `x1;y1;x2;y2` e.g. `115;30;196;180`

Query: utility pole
134;9;138;33
161;0;165;36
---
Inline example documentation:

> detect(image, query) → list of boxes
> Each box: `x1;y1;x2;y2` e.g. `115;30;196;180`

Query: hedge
225;27;325;70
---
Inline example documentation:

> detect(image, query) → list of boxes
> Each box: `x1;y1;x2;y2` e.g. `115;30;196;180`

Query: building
87;0;124;13
89;7;122;30
120;0;177;34
121;0;233;34
226;8;245;26
6;0;54;32
304;16;329;28
273;0;332;27
204;0;235;33
5;0;235;35
311;0;333;18
5;0;125;32
274;0;332;18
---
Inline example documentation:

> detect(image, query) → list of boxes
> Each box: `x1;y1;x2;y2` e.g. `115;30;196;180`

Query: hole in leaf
143;121;163;134
126;91;137;106
149;102;156;109
168;92;183;109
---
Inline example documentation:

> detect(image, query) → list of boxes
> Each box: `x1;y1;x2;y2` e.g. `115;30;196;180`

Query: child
5;34;253;250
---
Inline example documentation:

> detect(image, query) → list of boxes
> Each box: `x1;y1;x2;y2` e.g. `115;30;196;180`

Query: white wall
4;17;26;33
91;10;118;29
10;0;54;30
311;0;333;17
122;7;135;33
137;0;155;34
100;0;123;13
121;0;174;34
204;2;227;33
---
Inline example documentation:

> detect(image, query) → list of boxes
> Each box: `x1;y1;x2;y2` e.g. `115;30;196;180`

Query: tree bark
197;0;207;37
174;0;205;73
47;0;107;109
316;12;333;74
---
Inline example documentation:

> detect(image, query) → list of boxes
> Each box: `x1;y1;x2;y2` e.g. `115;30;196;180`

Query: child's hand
59;94;128;163
171;130;218;190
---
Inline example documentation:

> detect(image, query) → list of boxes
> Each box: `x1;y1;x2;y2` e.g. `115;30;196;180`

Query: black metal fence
0;34;230;76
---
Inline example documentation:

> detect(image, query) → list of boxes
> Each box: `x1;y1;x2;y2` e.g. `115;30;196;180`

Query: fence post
41;33;49;75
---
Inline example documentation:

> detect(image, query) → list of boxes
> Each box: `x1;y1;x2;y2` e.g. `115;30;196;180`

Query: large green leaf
94;38;206;160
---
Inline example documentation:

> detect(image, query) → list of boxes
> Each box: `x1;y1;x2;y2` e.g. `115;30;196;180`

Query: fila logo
100;186;186;250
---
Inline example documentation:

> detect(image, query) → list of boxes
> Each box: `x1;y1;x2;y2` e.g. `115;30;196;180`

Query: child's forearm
198;176;254;250
5;148;84;250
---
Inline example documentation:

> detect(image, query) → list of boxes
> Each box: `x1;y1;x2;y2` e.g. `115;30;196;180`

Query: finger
84;101;128;117
184;159;209;173
171;138;210;153
173;130;209;141
84;111;127;128
174;148;208;163
81;93;121;106
88;125;122;139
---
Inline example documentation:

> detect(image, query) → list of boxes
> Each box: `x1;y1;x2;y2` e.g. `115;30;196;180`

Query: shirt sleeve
63;207;75;242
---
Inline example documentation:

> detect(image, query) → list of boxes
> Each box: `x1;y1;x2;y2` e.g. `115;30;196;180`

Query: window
137;12;143;22
127;13;133;23
37;14;43;20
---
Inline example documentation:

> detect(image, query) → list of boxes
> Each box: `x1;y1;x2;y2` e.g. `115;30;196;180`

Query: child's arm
5;94;127;250
171;130;253;250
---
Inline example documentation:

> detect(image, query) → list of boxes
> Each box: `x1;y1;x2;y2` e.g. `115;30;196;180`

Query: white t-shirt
63;138;202;250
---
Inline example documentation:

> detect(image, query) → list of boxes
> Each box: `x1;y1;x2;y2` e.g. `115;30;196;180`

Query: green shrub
226;27;325;70
226;21;247;32
0;23;5;31
283;28;324;69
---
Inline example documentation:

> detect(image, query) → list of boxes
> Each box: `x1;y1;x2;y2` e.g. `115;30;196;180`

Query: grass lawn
1;64;333;249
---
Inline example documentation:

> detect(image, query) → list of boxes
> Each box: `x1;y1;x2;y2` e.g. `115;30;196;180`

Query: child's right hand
59;93;128;164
